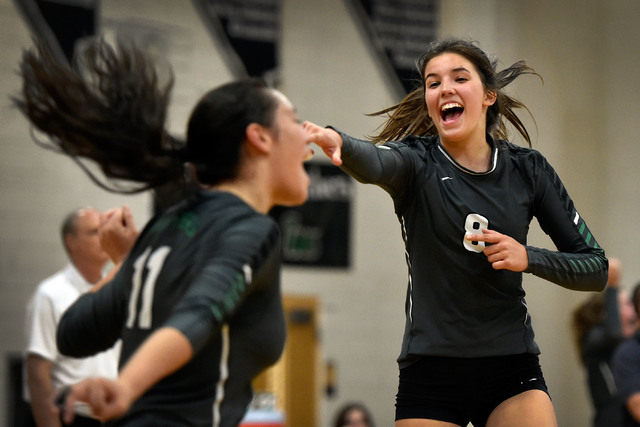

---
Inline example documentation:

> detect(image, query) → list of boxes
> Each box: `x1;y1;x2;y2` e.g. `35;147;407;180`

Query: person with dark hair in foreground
14;39;313;427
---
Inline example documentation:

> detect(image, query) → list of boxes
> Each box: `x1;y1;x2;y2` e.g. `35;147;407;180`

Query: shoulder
497;139;557;175
388;134;437;148
34;269;74;298
383;135;438;157
614;335;640;363
196;193;280;247
497;139;544;160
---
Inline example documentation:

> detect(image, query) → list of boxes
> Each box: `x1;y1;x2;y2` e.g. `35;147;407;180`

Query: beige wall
2;1;640;426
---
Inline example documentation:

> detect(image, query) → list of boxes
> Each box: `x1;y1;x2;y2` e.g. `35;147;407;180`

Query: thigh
395;356;471;426
396;419;461;427
470;353;549;426
486;389;557;427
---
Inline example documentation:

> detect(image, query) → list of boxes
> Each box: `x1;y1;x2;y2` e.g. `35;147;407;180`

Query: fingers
62;378;121;422
465;228;499;244
121;206;139;235
303;121;343;166
62;384;83;424
466;229;528;272
99;206;139;264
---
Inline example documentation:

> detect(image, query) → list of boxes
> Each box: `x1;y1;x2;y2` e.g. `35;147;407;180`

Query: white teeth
441;102;462;112
304;148;314;161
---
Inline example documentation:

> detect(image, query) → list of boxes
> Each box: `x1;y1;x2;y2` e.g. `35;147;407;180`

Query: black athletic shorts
395;353;549;427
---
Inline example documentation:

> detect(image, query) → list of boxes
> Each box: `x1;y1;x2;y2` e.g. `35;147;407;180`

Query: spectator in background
573;258;636;427
333;402;375;427
23;207;136;427
613;282;640;426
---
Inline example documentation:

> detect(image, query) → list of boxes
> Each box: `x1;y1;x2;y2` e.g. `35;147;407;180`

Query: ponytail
14;38;184;193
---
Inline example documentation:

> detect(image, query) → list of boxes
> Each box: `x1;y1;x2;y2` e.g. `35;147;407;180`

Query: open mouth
441;102;463;123
304;147;315;162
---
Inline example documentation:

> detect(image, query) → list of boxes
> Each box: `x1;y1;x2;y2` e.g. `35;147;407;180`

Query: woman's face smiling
424;52;496;146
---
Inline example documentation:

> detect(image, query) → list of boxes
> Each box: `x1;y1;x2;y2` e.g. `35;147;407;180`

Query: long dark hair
369;38;541;146
572;293;606;363
13;38;279;193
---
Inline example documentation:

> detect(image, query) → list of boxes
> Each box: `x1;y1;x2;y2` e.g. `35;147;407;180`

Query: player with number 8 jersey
332;131;606;365
305;38;608;426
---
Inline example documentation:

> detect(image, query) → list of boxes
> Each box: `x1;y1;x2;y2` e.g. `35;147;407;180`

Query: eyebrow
425;67;472;80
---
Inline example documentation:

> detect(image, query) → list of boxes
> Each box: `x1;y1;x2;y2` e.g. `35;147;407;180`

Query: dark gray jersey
336;130;607;367
57;191;285;426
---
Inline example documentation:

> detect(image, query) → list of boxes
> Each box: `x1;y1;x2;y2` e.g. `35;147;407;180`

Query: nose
440;85;455;97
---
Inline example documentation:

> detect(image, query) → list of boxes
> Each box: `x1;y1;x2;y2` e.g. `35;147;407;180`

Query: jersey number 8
463;213;489;253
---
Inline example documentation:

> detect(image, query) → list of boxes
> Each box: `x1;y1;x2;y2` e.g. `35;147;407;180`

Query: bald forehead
64;207;100;236
270;89;294;111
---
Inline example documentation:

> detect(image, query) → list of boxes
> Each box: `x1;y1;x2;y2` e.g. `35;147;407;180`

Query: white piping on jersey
212;324;230;427
437;144;498;175
400;216;413;323
573;212;580;225
599;361;618;395
520;299;531;342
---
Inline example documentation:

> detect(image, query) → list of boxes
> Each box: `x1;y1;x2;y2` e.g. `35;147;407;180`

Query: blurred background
1;0;640;426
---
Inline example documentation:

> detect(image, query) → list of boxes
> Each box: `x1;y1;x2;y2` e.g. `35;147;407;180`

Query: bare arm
62;327;193;424
627;394;640;423
26;354;62;427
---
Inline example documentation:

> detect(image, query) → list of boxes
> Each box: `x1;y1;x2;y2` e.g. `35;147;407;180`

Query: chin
280;189;308;207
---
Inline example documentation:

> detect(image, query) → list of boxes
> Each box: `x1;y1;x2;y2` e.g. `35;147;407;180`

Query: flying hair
13;38;185;193
368;38;542;146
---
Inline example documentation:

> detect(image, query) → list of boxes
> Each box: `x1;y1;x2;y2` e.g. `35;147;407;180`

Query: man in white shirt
24;207;121;427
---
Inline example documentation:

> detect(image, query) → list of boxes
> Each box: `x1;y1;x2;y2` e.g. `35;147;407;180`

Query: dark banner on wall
270;163;353;268
13;0;99;65
347;0;438;97
191;0;280;84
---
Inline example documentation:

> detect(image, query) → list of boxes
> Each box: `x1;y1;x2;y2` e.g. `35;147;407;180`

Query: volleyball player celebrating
305;38;608;427
14;40;313;427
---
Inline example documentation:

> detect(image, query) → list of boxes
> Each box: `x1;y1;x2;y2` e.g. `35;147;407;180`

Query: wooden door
253;294;320;427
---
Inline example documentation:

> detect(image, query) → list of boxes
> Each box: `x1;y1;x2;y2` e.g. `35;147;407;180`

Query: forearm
335;130;407;191
26;357;61;427
57;288;123;357
525;246;607;291
117;327;193;403
627;394;640;422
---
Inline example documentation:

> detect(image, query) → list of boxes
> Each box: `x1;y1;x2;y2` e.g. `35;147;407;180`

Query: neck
441;135;492;172
210;181;272;214
72;259;104;284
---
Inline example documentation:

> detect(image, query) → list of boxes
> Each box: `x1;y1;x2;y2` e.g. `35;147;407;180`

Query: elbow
56;311;87;357
56;316;73;356
582;270;608;292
